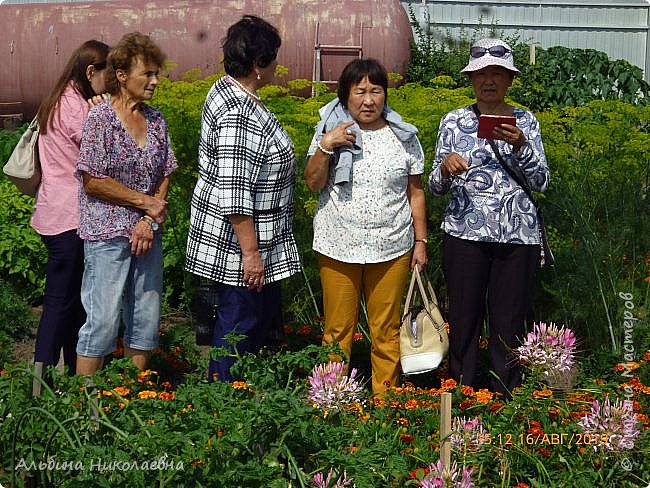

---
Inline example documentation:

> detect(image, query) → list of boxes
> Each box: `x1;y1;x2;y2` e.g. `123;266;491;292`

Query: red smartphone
477;115;516;140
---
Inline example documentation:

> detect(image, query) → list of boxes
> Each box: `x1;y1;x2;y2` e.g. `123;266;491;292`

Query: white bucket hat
461;38;520;75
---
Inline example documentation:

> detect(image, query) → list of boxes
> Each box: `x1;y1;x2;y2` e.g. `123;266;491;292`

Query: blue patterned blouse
429;105;549;244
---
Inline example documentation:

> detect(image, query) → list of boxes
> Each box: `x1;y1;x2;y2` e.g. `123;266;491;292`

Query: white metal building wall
403;0;650;81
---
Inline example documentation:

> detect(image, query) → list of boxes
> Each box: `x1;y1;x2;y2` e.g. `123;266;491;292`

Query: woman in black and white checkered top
185;15;300;382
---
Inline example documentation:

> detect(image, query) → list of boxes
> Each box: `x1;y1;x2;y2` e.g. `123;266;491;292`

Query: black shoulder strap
471;103;538;209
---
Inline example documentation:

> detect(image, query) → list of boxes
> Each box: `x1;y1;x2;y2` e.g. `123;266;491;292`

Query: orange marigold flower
409;467;429;480
441;378;457;390
475;389;493;404
0;369;8;376
232;381;248;390
614;363;626;372
297;326;312;336
515;483;530;488
159;391;175;401
489;401;505;414
137;370;157;382
161;381;172;389
373;396;387;408
635;413;648;424
570;411;589;419
350;446;359;454
548;407;561;420
533;389;553;398
113;386;130;397
353;332;364;342
390;401;402;409
592;378;605;385
459;399;475;411
644;350;650;361
138;390;157;399
461;385;475;396
630;377;642;387
283;324;293;334
538;447;551;458
527;420;544;437
358;411;371;422
400;434;415;444
101;390;113;397
396;417;409;427
102;406;110;413
404;399;420;410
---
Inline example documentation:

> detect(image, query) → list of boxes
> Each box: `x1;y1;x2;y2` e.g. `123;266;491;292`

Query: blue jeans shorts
76;235;163;357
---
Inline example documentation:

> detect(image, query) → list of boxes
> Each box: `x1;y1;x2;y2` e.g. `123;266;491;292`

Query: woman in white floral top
429;38;549;397
304;59;428;395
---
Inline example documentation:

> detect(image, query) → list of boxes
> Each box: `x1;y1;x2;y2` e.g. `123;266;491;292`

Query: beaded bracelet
317;140;334;155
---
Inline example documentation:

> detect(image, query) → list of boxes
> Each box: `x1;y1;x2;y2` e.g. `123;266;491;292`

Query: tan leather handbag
399;266;448;375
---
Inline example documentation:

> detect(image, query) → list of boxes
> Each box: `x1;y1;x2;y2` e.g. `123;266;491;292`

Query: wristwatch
140;216;159;232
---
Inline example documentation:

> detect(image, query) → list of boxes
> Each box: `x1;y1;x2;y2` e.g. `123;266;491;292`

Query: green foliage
531;101;650;348
513;47;650;110
1;71;648;356
406;6;650;112
0;125;46;301
406;5;519;89
0;279;36;365
0;332;647;487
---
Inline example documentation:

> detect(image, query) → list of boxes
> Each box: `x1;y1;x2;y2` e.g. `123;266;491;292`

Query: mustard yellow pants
318;252;411;394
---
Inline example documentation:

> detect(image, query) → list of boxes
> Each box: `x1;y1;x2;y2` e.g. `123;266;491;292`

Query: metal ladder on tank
312;22;363;97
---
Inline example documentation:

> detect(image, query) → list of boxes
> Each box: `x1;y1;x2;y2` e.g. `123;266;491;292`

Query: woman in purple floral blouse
75;32;177;376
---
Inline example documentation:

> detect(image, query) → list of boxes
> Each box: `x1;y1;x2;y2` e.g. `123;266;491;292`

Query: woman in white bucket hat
428;38;550;398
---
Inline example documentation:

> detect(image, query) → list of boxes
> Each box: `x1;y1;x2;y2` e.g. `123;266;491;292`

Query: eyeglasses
470;45;510;59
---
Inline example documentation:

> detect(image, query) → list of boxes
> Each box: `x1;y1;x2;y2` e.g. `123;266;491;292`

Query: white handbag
399;266;449;375
2;116;41;197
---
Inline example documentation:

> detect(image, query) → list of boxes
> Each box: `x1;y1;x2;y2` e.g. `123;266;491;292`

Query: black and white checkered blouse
185;77;300;285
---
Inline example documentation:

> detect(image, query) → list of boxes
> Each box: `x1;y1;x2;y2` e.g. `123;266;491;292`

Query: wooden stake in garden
440;391;452;469
32;361;43;397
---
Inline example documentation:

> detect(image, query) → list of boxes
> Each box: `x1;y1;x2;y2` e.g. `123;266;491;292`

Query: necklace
227;75;261;102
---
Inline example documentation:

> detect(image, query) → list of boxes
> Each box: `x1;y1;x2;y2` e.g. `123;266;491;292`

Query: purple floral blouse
77;100;177;241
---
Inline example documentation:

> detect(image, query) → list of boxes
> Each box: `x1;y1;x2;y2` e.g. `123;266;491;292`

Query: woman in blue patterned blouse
429;38;550;397
185;15;300;382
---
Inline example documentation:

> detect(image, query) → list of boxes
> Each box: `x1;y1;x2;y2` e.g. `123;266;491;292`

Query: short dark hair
105;32;166;95
222;15;281;78
337;58;388;108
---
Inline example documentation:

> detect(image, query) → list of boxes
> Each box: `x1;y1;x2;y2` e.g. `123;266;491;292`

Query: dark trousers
34;230;85;375
208;281;282;382
442;233;538;396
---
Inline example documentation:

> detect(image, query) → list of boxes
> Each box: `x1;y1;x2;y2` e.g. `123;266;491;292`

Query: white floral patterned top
307;125;424;263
